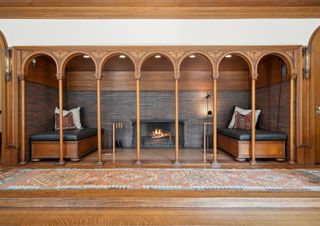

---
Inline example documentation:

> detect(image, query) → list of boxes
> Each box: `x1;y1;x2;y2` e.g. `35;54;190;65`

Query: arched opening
0;31;8;163
100;53;136;163
179;53;213;163
217;54;253;162
23;54;58;162
61;53;97;162
256;54;291;161
139;53;175;163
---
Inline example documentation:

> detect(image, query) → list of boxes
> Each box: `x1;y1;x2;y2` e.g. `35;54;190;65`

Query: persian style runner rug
0;168;319;191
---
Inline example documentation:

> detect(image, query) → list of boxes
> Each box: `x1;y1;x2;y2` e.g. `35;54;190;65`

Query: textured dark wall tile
25;82;59;160
67;90;249;148
256;81;290;153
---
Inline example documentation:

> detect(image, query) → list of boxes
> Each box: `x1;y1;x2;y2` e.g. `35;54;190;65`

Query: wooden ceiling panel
1;0;319;7
0;0;319;18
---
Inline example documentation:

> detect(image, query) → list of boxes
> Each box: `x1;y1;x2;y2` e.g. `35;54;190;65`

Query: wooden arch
0;31;8;163
255;51;295;79
177;51;216;79
98;52;137;80
0;31;7;49
216;52;254;78
21;52;59;80
308;26;320;164
60;51;97;79
138;52;176;79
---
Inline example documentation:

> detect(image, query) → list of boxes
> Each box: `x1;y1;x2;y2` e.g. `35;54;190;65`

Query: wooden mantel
0;0;319;19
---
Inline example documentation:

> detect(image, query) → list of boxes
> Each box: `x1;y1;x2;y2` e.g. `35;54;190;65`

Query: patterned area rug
0;168;320;191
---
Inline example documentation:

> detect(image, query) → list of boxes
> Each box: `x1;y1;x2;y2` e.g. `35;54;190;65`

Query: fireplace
132;120;184;148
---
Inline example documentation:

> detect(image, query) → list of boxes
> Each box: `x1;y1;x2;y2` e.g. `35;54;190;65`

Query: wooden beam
174;79;180;165
58;79;65;165
0;6;319;19
135;79;141;164
20;79;26;165
251;78;257;165
97;79;103;165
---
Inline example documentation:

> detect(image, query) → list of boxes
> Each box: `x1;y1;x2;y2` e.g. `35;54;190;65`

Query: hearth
132;120;184;148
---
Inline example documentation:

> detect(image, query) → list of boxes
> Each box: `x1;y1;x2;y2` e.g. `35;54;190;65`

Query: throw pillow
228;106;261;128
233;111;252;130
55;107;82;129
54;112;76;130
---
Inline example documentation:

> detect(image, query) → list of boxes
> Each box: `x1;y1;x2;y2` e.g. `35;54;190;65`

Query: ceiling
0;0;319;19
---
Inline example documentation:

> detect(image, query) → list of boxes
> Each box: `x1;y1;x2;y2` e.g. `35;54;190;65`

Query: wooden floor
20;148;298;169
1;149;320;225
0;189;320;225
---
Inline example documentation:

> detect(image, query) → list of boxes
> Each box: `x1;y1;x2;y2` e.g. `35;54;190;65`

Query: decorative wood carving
3;44;305;166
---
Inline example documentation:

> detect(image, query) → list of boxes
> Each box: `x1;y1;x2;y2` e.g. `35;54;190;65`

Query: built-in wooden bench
217;128;286;161
31;128;102;162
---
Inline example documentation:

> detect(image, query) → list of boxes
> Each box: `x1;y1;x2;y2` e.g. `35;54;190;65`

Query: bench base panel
217;134;286;161
31;135;98;161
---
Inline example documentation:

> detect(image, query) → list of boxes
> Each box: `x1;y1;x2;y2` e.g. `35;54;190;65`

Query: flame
151;128;171;139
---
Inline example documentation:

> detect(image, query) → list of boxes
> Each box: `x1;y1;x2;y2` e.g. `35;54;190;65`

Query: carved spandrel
130;50;146;61
91;50;109;61
168;50;184;60
208;50;224;63
284;50;294;62
21;50;32;62
52;50;69;60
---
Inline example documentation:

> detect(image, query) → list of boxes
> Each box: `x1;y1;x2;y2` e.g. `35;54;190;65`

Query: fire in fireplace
132;120;184;148
151;128;171;140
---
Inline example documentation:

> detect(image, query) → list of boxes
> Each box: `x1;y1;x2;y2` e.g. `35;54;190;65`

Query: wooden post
20;79;26;165
58;79;65;165
250;77;257;165
289;76;295;164
212;78;219;167
97;79;103;165
174;79;180;165
135;78;141;164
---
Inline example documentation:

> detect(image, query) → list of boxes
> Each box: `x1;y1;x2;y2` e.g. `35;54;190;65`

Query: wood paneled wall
67;71;249;91
257;56;288;88
25;57;58;88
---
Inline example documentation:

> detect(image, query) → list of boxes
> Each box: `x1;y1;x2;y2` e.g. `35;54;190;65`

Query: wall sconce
205;93;212;117
303;47;310;79
5;48;12;81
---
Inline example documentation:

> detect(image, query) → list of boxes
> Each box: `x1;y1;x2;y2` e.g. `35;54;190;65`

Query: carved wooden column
135;78;141;164
289;74;296;164
174;78;180;165
97;77;103;165
212;77;219;167
250;75;257;165
58;78;65;165
20;78;26;165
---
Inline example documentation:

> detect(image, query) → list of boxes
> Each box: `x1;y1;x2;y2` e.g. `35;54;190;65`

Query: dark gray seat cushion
31;128;103;141
217;128;287;141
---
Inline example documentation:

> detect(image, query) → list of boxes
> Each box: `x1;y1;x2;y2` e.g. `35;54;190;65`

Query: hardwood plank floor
1;207;319;226
14;148;302;169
